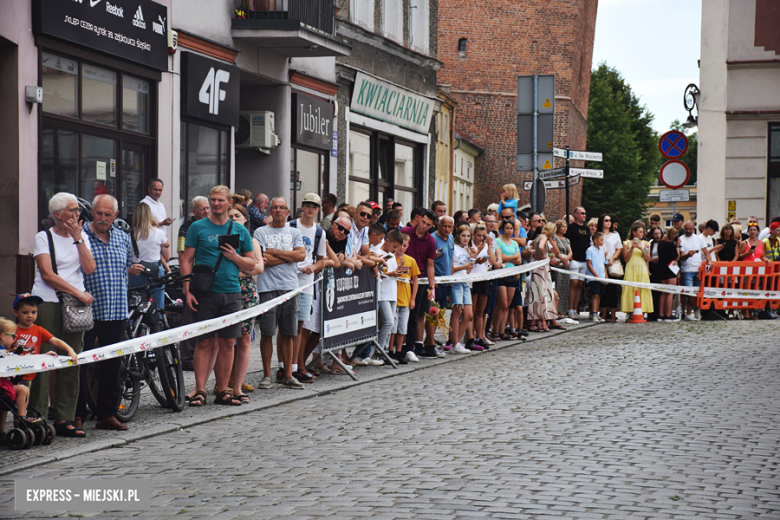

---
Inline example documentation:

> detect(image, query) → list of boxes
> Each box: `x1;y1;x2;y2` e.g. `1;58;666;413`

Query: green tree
670;119;698;185
582;64;661;230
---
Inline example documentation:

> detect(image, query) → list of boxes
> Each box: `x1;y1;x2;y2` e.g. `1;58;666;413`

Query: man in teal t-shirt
181;186;256;407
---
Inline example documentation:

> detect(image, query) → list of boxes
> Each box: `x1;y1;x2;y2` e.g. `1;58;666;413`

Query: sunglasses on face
335;223;349;234
359;211;372;219
604;219;611;222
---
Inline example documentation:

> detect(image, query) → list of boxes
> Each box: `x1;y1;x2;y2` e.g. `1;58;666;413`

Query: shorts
472;279;494;295
393;305;410;335
303;292;321;334
590;280;606;295
257;290;300;337
298;292;313;322
512;277;524;307
435;284;451;309
680;271;700;287
0;378;16;401
195;292;242;339
497;275;517;288
451;282;472;306
569;260;589;281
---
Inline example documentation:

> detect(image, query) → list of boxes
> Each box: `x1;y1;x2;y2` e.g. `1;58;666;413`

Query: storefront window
42;53;78;118
40;128;78;227
80;134;117;203
180;121;229;216
122;76;150;134
769;124;780;220
291;148;326;212
82;64;117;127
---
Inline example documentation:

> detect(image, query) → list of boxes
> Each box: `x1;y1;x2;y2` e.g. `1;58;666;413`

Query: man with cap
369;201;381;225
285;193;330;383
759;217;780;240
672;213;685;233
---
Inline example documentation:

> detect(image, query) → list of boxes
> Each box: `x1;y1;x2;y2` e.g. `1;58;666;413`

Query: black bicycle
85;271;190;421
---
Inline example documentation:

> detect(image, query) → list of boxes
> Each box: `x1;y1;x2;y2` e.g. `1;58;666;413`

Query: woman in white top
470;222;498;350
29;192;96;437
450;224;479;354
129;203;170;310
597;214;622;323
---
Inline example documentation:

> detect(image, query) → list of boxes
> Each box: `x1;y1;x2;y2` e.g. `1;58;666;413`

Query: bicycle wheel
146;348;170;408
115;354;141;423
157;344;186;412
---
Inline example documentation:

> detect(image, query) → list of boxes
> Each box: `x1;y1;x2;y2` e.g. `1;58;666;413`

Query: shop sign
32;0;168;71
350;72;434;135
181;53;240;127
292;94;333;151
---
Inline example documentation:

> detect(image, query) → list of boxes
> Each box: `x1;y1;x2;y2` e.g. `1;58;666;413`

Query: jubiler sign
32;0;168;71
292;94;333;151
350;72;434;135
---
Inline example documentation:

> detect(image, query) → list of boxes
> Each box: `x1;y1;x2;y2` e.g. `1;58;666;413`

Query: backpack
288;219;323;262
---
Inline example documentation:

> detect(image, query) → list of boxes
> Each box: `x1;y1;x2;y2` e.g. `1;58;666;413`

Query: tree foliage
582;64;661;231
670;119;698;185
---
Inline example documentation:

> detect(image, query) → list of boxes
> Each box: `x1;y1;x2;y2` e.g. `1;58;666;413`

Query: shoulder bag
46;229;94;333
190;220;233;295
130;229;162;275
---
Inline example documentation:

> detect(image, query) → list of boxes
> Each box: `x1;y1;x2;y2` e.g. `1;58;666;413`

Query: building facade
437;0;598;218
697;0;780;227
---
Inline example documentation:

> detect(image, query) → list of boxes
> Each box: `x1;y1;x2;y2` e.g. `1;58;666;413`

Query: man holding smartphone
140;178;174;227
679;220;712;321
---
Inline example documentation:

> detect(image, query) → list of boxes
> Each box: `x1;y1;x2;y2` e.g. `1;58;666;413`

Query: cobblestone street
2;320;780;519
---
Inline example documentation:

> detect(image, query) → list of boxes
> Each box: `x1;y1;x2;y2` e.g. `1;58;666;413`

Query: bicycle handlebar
129;272;193;295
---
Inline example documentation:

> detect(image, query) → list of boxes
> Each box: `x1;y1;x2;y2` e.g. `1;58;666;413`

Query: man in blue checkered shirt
75;194;145;432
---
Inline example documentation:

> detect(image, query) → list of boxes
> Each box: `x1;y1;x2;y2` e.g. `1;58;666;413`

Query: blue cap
13;293;43;310
672;213;684;222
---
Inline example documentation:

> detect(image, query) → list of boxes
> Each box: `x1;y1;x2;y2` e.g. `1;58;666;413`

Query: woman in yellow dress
620;220;653;314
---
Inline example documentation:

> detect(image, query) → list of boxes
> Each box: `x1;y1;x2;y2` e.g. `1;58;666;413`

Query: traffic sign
658;130;688;159
569;168;603;179
568;174;580;186
659;160;690;189
524;176;580;191
517;74;555;171
553;147;567;158
659;189;690;202
539;168;565;180
568;150;602;162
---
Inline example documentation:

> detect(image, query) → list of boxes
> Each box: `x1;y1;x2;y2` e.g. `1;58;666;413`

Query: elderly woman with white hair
29;192;96;438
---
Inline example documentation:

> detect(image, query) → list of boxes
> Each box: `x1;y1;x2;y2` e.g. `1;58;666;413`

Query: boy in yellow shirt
390;233;419;364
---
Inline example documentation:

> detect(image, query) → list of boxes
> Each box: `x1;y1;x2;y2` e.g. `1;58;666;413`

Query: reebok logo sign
132;6;146;29
106;2;123;17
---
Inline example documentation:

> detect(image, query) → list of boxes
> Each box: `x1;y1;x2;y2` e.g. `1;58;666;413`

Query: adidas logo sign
132;5;146;29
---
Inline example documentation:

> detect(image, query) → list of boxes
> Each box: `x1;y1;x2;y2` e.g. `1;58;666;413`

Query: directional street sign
553;147;567;159
569;168;603;179
659;189;690;202
658;130;688;159
524;175;580;191
568;150;603;162
538;168;566;180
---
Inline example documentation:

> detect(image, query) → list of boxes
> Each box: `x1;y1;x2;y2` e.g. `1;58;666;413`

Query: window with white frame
383;0;403;43
351;0;375;31
409;0;430;55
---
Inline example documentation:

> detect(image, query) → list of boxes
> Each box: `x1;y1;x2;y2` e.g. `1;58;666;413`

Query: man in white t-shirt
679;220;713;320
287;193;330;383
139;178;173;226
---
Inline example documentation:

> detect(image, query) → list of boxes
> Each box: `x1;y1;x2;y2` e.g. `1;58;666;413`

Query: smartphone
218;234;240;249
383;254;393;260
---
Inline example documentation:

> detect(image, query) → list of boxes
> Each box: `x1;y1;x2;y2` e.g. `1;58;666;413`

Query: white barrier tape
419;258;550;285
549;267;780;299
0;277;321;378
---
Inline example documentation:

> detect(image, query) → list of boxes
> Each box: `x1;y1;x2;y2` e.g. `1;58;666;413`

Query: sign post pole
532;75;539;210
564;145;571;219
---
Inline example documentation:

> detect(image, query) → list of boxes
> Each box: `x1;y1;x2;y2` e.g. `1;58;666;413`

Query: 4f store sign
181;53;240;127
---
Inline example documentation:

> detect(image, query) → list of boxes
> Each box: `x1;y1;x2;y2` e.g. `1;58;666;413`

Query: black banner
321;267;377;348
32;0;168;71
292;93;333;151
181;53;240;127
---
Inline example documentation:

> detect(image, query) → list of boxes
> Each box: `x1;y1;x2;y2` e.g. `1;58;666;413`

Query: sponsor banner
350;72;435;135
419;259;550;285
32;0;168;71
550;267;780;299
0;278;319;378
321;267;377;348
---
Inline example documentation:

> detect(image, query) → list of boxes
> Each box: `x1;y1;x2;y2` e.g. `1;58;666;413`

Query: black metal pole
564;145;570;220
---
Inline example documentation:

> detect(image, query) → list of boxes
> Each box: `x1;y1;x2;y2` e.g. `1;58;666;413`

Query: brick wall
438;0;598;220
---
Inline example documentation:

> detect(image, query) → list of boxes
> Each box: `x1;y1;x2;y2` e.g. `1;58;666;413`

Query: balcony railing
235;0;335;35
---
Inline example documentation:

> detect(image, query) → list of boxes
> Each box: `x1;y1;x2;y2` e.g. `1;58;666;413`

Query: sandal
499;333;513;341
528;326;539;332
188;390;206;407
233;393;250;404
54;421;86;438
214;390;242;406
229;379;255;392
549;324;567;330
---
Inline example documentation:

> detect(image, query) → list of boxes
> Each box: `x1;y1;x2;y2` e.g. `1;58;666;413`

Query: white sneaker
694;309;701;320
567;309;579;319
354;357;371;366
434;347;447;358
452;343;470;354
368;357;385;366
405;351;419;363
591;314;602;323
683;314;695;321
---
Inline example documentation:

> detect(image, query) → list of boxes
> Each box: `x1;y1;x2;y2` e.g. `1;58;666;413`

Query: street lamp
682;83;700;129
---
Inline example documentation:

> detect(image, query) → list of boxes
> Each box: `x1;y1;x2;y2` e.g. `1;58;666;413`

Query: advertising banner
321;267;377;348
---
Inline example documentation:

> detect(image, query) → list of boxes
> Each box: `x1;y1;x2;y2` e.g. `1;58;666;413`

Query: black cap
516;211;529;220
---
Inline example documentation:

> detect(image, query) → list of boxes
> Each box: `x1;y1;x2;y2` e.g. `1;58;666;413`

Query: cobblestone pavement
2;320;780;519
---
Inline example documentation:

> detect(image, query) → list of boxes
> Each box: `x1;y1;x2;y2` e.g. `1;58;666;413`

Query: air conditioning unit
235;111;281;153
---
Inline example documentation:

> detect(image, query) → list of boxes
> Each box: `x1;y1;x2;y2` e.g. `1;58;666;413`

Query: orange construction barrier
697;261;780;311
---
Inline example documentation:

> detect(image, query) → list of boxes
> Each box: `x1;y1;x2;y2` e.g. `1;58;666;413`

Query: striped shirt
82;223;132;321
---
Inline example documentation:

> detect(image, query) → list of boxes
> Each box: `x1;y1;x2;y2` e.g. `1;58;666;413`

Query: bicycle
85;271;191;422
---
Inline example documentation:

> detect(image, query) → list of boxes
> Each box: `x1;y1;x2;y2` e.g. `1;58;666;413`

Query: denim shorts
451;282;472;306
393;305;410;335
298;292;313;322
680;271;699;287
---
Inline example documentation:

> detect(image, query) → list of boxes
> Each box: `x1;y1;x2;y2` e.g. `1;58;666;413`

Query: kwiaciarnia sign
350;72;435;135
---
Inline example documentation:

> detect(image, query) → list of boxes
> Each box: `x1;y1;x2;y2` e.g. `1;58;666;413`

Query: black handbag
190;220;233;295
130;230;161;274
46;229;94;334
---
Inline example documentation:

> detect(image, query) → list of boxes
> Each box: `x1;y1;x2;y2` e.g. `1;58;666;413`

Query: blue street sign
659;130;688;159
